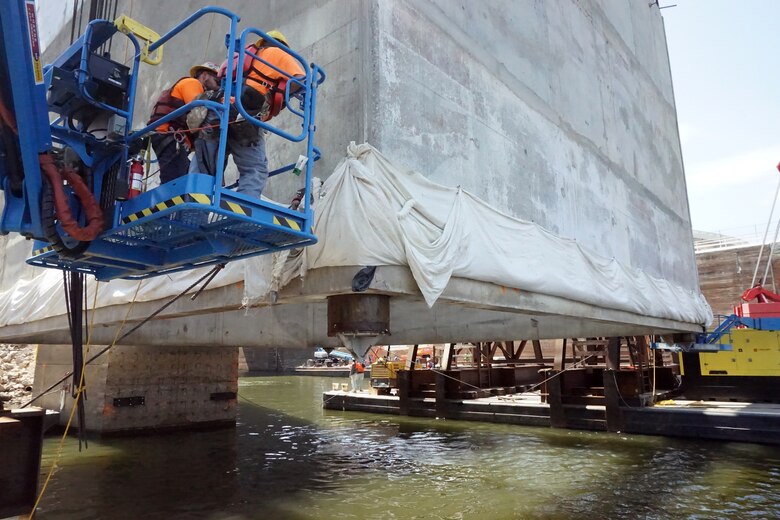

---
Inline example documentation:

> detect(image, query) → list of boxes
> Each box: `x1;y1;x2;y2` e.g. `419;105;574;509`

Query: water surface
35;375;780;519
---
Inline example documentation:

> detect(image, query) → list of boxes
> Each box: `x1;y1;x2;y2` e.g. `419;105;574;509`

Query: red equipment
128;157;144;199
735;284;780;318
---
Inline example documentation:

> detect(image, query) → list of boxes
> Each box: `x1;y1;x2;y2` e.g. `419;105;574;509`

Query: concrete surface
33;344;238;432
2;1;702;348
38;0;696;285
1;266;702;348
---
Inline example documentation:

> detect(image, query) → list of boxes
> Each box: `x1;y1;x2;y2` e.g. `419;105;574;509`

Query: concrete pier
33;344;237;433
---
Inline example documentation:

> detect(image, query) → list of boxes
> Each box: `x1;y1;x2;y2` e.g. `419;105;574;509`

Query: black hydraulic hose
41;172;92;258
66;271;89;450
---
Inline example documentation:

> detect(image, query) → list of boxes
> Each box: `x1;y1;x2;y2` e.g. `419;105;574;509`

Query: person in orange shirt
147;62;219;184
190;31;305;199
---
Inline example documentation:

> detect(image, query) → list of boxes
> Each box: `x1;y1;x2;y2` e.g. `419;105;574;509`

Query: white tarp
254;142;712;325
0;142;712;328
0;233;245;327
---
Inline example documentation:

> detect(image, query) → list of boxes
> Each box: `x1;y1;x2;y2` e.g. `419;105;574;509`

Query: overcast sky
663;0;780;237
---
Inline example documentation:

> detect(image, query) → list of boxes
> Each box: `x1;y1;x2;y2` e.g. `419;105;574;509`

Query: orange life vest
244;47;290;122
148;77;189;130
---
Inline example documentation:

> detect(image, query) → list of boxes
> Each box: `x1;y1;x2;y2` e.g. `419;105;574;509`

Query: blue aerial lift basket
0;3;325;280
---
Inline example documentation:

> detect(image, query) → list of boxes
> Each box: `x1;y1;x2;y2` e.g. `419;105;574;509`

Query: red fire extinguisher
128;156;144;199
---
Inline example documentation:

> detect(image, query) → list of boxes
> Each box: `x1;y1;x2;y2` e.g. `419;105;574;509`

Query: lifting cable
63;271;89;451
28;277;100;519
492;354;600;402
21;263;226;409
28;263;224;516
751;168;780;288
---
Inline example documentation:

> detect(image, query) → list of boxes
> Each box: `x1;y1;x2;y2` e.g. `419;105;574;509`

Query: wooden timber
696;244;780;316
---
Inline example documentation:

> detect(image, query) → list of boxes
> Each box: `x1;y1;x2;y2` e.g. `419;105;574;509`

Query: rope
122;0;135;64
28;281;101;519
611;369;634;408
204;14;215;60
21;264;222;409
496;354;599;402
28;372;85;519
237;391;262;407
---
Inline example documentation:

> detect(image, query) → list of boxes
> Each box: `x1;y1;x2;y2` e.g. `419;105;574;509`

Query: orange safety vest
148;77;189;131
355;362;365;374
243;46;292;122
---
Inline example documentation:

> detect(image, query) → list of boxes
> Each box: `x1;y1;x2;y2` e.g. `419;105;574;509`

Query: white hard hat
190;61;219;78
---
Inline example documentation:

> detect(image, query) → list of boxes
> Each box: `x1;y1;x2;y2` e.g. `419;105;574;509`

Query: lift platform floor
323;391;780;445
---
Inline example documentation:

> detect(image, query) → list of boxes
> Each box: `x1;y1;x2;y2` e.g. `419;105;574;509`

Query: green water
35;376;780;519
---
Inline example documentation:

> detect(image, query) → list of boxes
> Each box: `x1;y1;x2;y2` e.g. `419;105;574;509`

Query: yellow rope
29;280;142;519
122;0;135;65
28;281;99;518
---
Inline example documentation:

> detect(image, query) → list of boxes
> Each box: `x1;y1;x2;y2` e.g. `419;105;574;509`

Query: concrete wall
34;344;237;432
367;0;694;288
40;0;696;289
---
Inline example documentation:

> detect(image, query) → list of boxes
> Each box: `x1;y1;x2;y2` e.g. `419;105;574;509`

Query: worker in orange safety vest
189;30;305;199
147;62;220;183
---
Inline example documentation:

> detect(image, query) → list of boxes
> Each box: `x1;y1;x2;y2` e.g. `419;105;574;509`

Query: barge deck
323;391;780;445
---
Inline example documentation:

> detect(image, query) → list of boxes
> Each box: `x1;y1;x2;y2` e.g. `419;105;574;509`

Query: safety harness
147;77;189;130
243;46;290;122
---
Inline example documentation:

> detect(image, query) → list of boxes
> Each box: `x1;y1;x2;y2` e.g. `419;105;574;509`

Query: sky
662;0;780;237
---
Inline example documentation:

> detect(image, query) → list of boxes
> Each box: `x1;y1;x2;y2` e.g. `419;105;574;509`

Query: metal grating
28;206;314;279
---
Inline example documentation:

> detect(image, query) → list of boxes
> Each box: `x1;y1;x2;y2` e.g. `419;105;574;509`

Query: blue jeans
190;126;269;199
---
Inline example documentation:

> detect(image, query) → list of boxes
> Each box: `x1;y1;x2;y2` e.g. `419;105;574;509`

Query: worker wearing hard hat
189;30;305;199
147;62;220;184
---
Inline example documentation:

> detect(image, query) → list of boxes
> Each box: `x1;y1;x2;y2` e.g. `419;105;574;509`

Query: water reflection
35;376;780;519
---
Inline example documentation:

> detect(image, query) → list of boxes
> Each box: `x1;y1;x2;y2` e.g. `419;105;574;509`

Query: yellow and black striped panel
272;216;302;231
219;200;253;217
121;193;211;224
32;245;54;256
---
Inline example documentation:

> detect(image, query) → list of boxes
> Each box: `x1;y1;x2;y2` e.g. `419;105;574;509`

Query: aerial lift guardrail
0;2;325;281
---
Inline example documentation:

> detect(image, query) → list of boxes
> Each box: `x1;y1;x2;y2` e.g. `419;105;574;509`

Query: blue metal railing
124;8;321;222
77;20;141;120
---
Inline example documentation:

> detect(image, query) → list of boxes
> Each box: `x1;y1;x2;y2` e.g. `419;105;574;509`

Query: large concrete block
8;0;702;350
32;344;238;433
39;0;695;288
